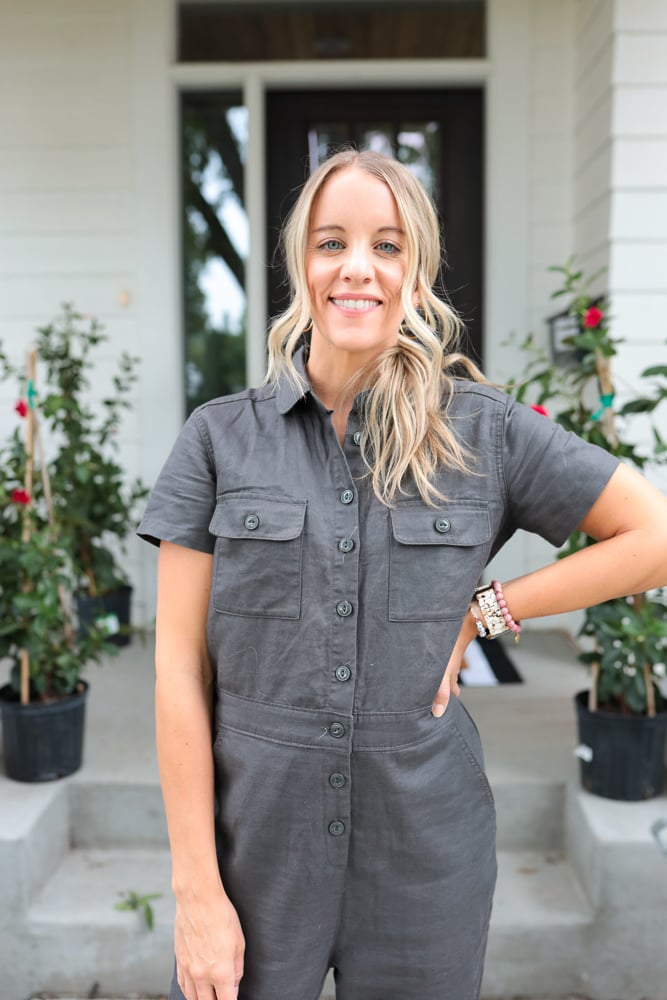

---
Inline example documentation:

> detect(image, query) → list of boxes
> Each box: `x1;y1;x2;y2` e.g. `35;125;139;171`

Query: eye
318;238;344;252
376;240;401;255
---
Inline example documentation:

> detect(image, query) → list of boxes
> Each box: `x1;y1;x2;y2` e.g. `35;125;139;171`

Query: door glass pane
307;121;440;198
182;94;248;413
397;122;440;198
357;126;395;158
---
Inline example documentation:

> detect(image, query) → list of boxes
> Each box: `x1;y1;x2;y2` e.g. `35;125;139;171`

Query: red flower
583;305;604;328
14;399;28;417
11;488;31;505
531;404;549;417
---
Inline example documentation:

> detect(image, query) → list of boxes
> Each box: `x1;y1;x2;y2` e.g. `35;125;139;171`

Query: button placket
325;436;360;863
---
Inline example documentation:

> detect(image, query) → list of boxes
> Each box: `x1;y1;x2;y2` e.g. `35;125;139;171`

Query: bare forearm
155;667;223;900
504;527;667;623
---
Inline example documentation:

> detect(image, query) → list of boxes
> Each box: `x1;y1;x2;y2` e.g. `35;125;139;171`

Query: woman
138;150;667;1000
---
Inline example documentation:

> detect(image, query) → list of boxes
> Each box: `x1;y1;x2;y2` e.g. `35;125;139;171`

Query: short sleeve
502;397;620;547
136;409;216;553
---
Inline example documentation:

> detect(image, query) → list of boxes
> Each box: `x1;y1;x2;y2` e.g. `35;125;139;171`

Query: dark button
353;431;362;446
328;820;345;837
329;772;346;789
336;600;353;618
340;489;354;504
244;513;260;531
435;517;451;534
329;722;345;738
338;537;354;553
335;664;351;682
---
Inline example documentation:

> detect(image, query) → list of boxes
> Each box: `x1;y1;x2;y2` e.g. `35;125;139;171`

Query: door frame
173;59;489;385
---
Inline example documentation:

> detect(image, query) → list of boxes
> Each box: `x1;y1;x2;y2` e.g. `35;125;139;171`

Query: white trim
132;0;180;620
484;0;530;381
173;59;489;90
244;72;267;387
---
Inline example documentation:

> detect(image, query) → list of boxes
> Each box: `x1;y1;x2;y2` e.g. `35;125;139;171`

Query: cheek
305;261;330;296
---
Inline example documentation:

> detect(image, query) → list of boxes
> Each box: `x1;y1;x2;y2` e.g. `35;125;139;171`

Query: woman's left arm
503;463;667;617
432;464;667;716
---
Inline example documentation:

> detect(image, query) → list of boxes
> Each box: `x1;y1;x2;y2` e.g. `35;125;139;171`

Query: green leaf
619;398;659;416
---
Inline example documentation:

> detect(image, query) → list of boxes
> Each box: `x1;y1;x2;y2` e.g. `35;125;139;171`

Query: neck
305;342;374;413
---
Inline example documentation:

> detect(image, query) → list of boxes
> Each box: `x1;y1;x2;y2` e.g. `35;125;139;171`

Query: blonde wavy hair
265;149;484;506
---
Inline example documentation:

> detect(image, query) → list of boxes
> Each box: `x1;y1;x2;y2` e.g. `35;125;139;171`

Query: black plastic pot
0;681;89;782
76;584;132;647
574;689;667;801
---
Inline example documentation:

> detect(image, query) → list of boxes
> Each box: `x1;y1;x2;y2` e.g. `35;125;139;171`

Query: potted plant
509;261;667;801
20;306;148;645
0;351;111;782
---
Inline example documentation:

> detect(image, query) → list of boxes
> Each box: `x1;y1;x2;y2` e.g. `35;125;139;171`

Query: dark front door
266;88;484;362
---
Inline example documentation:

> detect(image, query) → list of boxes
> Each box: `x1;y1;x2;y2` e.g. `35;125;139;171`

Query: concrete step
15;846;595;999
483;849;594;997
64;775;564;854
22;848;174;998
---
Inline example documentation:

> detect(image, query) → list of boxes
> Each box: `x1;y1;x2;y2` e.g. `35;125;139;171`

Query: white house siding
0;0;177;622
572;0;667;483
609;0;667;481
572;0;615;282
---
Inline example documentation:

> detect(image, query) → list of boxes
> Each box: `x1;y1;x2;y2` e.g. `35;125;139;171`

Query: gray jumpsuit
138;349;619;1000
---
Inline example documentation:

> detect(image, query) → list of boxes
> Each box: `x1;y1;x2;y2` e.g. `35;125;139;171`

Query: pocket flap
210;496;307;541
389;502;491;546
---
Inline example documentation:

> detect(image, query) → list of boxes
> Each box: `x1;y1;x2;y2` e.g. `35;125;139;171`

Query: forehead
310;166;401;226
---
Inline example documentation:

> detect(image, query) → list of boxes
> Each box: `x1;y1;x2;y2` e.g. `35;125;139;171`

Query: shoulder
194;383;277;417
443;378;516;422
447;378;512;412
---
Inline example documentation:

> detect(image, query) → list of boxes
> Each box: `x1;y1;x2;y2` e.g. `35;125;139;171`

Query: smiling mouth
331;297;381;311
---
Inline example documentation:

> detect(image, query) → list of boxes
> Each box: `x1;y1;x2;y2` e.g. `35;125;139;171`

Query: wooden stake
644;664;656;719
33;413;74;647
594;349;618;449
588;660;599;712
20;351;37;706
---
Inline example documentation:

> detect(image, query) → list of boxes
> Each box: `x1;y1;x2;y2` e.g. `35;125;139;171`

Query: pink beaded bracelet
491;579;522;642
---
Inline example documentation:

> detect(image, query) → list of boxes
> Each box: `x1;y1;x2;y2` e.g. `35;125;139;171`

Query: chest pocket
209;495;307;619
388;501;491;622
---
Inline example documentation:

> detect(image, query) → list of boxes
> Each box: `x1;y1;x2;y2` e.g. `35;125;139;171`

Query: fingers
178;965;240;1000
431;667;462;717
431;673;451;717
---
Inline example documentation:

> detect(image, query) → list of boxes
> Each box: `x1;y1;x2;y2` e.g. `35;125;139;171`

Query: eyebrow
311;225;406;235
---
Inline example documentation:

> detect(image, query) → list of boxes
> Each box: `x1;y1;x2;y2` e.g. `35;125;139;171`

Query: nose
340;243;374;283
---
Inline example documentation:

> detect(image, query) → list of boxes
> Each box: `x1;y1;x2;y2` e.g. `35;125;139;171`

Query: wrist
172;866;226;903
470;581;522;642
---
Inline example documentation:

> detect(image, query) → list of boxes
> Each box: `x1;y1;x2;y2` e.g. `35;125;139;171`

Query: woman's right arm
155;540;245;1000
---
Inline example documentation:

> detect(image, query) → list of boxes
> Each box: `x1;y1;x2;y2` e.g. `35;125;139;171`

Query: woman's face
305;167;409;366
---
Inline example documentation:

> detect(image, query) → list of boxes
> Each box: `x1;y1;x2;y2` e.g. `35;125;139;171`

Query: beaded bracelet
472;582;522;644
491;580;522;641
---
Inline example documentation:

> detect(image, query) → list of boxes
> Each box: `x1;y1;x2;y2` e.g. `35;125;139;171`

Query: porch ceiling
179;1;485;62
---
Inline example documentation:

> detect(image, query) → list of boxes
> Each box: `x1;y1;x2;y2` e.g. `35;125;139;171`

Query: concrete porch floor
2;630;667;1000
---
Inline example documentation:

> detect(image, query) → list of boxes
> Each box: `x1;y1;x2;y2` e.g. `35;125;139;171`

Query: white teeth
332;298;380;310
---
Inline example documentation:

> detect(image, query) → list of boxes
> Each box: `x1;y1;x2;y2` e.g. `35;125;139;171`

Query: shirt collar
275;345;312;415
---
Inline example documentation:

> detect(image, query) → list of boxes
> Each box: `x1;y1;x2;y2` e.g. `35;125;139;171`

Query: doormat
460;636;523;686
